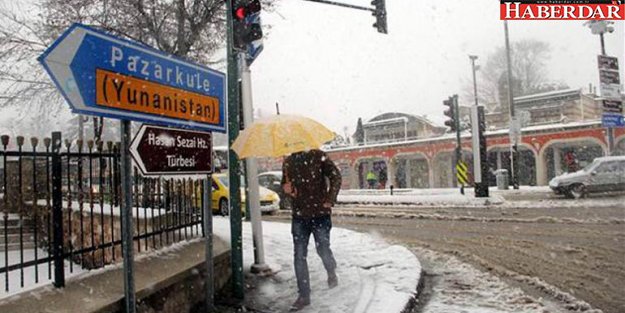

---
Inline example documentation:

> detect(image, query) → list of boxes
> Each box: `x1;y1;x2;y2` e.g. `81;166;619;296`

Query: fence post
51;132;64;288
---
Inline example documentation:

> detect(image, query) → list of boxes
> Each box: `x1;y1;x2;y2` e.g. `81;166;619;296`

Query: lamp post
504;20;520;190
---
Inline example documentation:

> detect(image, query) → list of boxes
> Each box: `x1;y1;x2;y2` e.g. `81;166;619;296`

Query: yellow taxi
211;173;280;216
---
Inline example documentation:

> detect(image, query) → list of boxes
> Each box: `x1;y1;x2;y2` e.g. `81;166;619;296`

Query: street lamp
585;21;614;55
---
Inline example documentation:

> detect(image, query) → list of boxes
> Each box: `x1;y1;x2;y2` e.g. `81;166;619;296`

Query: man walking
282;149;342;311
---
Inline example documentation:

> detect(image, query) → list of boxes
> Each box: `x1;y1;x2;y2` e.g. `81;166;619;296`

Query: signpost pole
599;33;615;155
226;0;245;300
203;174;214;311
240;53;269;273
120;119;136;313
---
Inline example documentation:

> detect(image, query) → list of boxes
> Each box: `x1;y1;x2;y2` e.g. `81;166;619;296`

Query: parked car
257;171;292;210
549;156;625;199
211;173;280;215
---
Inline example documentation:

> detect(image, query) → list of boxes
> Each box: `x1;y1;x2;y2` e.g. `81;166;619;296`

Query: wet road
270;196;625;313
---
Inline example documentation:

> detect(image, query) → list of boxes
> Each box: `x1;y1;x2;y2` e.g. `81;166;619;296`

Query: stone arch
355;156;390;189
431;150;455;188
487;143;538;186
392;152;431;188
332;158;357;190
537;137;607;185
615;135;625;156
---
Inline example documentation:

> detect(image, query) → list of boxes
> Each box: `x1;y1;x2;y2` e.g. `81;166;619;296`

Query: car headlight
549;179;558;187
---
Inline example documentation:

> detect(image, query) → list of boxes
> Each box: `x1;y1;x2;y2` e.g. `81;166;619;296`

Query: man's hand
322;201;333;208
283;182;297;197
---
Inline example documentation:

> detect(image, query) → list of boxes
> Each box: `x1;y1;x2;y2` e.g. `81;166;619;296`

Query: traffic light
371;0;387;34
443;96;457;132
232;0;263;50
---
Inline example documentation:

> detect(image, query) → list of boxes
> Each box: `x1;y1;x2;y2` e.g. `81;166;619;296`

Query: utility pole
504;20;520;190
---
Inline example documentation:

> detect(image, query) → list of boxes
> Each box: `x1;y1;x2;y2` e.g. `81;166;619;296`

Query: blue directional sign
245;14;264;66
602;113;625;128
38;23;227;133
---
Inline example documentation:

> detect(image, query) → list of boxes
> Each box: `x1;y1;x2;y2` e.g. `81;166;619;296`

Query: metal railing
1;132;206;295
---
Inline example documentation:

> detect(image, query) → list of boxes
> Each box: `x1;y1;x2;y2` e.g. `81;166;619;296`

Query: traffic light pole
471;106;489;198
300;0;387;33
226;0;245;300
301;0;373;12
453;95;463;195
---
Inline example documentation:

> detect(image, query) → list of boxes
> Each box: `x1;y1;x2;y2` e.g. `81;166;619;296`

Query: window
596;161;618;173
258;176;269;187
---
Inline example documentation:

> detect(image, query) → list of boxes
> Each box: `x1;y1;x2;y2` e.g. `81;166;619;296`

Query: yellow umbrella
231;114;336;158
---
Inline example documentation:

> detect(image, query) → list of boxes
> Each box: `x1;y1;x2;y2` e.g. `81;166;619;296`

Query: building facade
359;112;446;145
256;89;623;190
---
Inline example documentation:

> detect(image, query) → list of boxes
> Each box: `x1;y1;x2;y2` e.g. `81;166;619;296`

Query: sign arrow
130;125;213;175
38;23;226;133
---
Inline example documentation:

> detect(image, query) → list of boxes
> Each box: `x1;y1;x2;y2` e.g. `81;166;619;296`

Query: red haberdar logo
500;1;625;20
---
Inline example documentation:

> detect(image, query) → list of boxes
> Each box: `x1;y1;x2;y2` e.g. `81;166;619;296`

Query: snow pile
337;193;504;206
212;218;422;313
0;248;87;300
500;197;624;209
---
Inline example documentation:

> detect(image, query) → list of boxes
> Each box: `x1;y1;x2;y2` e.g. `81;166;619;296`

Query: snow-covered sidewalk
212;217;422;313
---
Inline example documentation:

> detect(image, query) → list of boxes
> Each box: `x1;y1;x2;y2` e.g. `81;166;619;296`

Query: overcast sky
249;0;624;137
1;0;623;140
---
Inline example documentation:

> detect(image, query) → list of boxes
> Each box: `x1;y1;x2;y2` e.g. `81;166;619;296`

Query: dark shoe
328;273;338;289
290;296;311;311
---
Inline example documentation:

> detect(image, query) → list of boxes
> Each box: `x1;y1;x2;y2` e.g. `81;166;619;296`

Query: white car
549;156;625;199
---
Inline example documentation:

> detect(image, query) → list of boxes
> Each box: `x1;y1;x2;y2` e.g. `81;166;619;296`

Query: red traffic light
235;7;246;20
233;0;261;20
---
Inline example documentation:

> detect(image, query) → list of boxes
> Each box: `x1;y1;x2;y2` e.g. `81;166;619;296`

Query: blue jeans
292;215;337;298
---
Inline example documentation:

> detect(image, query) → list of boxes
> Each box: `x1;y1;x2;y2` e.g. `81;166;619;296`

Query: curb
400;268;426;313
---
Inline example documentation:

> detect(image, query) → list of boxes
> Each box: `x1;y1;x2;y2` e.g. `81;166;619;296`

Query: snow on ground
27;199;168;217
338;187;506;206
498;197;624;209
0;248;86;299
412;246;579;313
337;187;623;209
213;217;421;313
338;193;505;206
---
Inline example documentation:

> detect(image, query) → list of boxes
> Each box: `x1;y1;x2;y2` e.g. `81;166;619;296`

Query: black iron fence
1;132;207;295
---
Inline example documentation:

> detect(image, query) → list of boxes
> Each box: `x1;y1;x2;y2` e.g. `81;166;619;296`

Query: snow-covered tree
463;39;568;112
